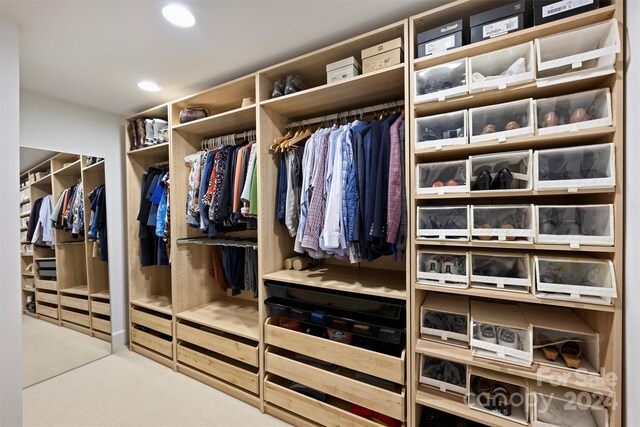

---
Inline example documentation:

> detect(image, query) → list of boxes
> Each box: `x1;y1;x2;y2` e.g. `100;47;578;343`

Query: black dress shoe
422;127;439;141
580;150;606;178
271;79;284;98
539;208;559;235
474;169;492;190
284;74;305;95
490;168;513;190
554;208;584;235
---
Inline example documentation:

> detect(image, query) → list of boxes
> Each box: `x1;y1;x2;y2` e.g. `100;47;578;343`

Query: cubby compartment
420;355;467;395
520;304;601;376
471;205;535;243
534;143;615;191
470;252;532;292
468;368;529;425
536;205;614;246
416;160;469;195
414;58;468;104
532;387;609;427
470;150;532;192
421;293;469;347
469;42;535;93
536;19;621;86
417;250;469;288
415;110;467;151
534;256;616;306
536;89;612;135
417;206;469;241
469;98;534;143
471;301;533;366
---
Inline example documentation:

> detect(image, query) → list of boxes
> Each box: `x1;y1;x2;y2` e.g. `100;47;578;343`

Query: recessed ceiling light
162;4;195;28
137;81;161;92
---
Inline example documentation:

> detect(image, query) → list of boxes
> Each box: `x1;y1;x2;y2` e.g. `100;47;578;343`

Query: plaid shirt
387;115;404;244
301;132;330;253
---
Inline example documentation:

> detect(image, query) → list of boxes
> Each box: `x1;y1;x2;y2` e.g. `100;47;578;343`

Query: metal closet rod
286;100;405;128
176;236;258;250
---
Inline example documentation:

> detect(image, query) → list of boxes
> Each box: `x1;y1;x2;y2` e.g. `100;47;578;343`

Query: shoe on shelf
473;169;492;191
127;121;138;150
479;324;497;344
472;376;494;410
493;383;513;417
284;74;305;95
135;118;146;148
490;168;514;190
497;327;521;350
271;79;284;98
560;341;583;369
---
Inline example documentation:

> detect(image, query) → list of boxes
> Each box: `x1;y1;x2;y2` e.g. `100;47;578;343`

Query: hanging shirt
285;147;302;237
387;115;404;245
32;195;54;246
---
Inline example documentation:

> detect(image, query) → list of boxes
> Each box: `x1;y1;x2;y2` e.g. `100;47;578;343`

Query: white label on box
483;16;519;39
543;0;594;18
424;35;456;56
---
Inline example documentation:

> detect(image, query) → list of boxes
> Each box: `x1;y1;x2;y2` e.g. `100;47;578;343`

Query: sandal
560;341;583;369
536;334;559;361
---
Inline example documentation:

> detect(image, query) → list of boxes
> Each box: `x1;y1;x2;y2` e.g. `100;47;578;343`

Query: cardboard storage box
326;56;361;83
470;0;531;43
534;0;600;26
417;19;465;58
361;37;404;74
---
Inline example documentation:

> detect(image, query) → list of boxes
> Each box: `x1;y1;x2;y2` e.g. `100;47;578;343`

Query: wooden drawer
177;323;259;367
265;376;381;427
266;349;405;421
60;295;89;311
131;328;172;358
131;307;172;336
61;309;90;327
35;279;57;291
36;291;58;305
177;344;259;394
92;317;111;334
265;319;405;384
91;300;110;316
37;304;58;319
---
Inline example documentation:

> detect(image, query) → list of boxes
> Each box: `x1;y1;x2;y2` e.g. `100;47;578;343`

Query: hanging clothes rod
200;129;257;151
176;236;258;250
286;100;405;128
154;160;170;169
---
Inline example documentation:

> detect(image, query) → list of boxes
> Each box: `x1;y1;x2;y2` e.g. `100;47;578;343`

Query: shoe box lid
326;56;361;73
417;19;464;45
533;0;601;26
361;37;404;60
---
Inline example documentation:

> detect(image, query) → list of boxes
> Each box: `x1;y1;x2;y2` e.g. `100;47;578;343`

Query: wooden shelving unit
408;2;624;426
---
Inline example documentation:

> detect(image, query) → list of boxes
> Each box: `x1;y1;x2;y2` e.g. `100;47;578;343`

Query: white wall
20;90;127;350
0;17;22;427
625;0;639;424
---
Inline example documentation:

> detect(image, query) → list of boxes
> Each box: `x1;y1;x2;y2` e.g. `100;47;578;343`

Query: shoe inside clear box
416;160;468;194
417;206;469;239
415;58;468;103
531;326;600;376
472;205;534;242
421;355;467;394
536;205;614;246
415;110;467;150
536;88;612;134
470;98;534;143
471;150;532;192
534;392;608;427
471;253;531;291
422;309;468;336
468;373;528;423
469;41;535;93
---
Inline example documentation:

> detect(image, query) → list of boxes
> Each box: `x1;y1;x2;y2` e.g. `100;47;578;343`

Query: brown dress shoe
135;118;146;148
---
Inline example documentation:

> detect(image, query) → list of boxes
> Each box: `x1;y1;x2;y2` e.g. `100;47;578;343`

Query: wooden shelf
415;282;615;313
22;287;35;292
172;105;256;138
413;5;616;71
22;272;34;277
416;187;614;200
20;227;28;231
23;310;37;318
53;159;81;176
20;211;31;218
416;340;613;396
131;295;172;315
414;74;611;117
82;160;105;173
416;387;521;427
20;200;30;205
177;299;259;341
127;102;169;122
91;290;110;299
415;127;616;161
126;142;169;158
263;266;406;300
57;240;85;246
30;174;51;187
415;239;615;253
260;64;405;120
59;286;89;296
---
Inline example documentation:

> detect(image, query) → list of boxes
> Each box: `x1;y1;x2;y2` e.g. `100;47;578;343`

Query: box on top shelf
469;42;535;93
416;19;466;59
361;37;404;74
536;19;620;86
326;56;361;84
470;0;532;44
533;0;601;26
421;292;470;346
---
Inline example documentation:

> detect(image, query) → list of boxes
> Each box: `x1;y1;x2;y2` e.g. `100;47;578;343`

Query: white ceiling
20;147;57;172
1;0;448;117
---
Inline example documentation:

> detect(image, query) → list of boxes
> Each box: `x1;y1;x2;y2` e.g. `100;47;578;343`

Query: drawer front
177;344;259;394
36;291;58;305
92;317;111;334
177;323;259;367
91;300;110;316
131;328;172;357
131;308;172;335
266;351;405;421
265;322;405;384
35;279;57;291
60;295;89;311
37;304;58;319
61;309;90;327
264;379;381;427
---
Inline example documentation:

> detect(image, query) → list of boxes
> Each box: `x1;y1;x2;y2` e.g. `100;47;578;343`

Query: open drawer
131;327;173;358
266;347;405;421
264;374;386;427
131;306;172;336
60;295;89;311
177;321;259;367
177;342;259;394
265;317;405;384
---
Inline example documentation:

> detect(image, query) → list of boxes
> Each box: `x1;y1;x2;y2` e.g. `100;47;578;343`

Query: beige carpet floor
22;315;111;387
23;348;290;427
